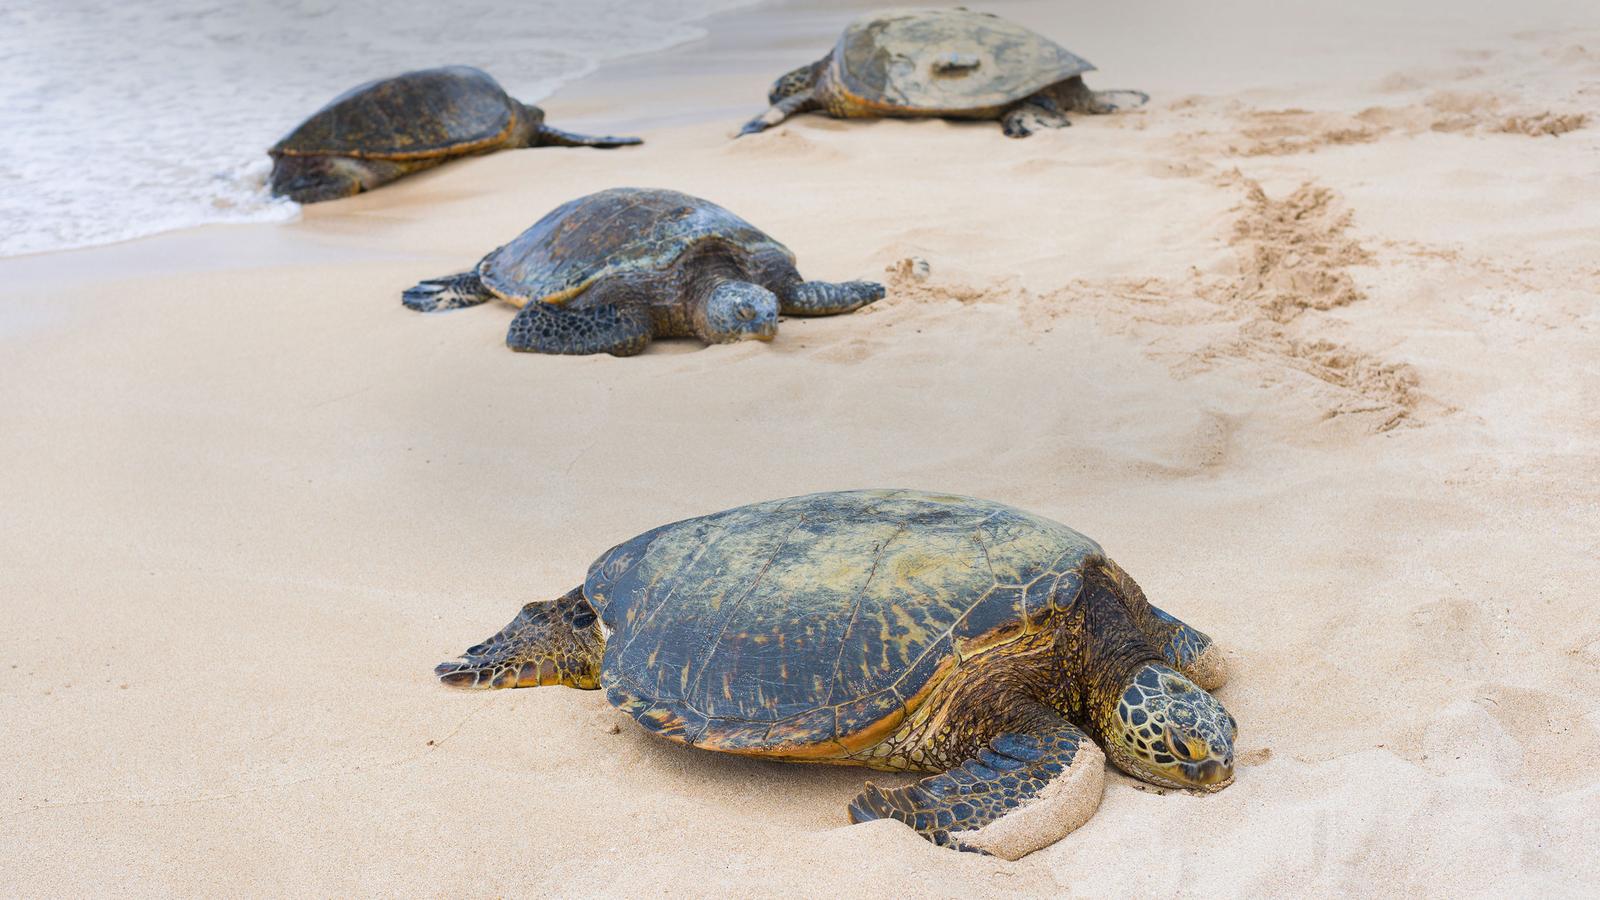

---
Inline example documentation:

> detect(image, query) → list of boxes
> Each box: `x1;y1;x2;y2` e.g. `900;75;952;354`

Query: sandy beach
3;0;1598;895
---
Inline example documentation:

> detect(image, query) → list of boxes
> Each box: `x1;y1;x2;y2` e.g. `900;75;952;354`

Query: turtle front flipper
848;716;1105;860
1001;96;1071;138
403;270;494;312
1082;89;1150;114
1100;559;1228;691
1145;605;1229;691
270;155;407;203
737;90;820;136
532;124;642;149
506;301;652;356
779;280;886;316
1054;77;1149;115
435;587;603;690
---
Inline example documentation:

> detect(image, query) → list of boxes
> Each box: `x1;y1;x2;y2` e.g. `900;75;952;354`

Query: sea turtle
402;187;885;356
739;8;1149;138
269;66;640;203
436;489;1236;858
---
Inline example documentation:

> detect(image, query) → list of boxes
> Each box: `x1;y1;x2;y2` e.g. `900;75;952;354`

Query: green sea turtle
436;489;1235;858
739;8;1148;138
269;66;640;203
403;187;885;356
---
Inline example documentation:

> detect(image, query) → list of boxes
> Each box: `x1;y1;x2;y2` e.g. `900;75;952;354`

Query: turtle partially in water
403;187;884;356
739;8;1148;138
269;66;640;203
435;489;1236;858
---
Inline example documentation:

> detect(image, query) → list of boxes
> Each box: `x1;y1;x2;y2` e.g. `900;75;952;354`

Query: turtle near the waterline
402;187;885;356
269;66;640;203
434;489;1236;859
739;8;1148;138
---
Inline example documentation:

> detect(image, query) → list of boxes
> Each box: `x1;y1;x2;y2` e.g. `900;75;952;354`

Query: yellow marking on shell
835;701;910;755
526;280;593;308
889;652;956;725
709;721;848;761
890;551;943;585
952;617;1031;662
816;558;872;591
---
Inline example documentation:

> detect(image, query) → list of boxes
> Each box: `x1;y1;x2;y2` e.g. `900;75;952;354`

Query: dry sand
3;0;1599;895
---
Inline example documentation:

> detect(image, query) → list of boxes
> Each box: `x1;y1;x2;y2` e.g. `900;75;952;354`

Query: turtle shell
830;8;1094;114
271;66;518;160
478;187;795;306
584;489;1103;759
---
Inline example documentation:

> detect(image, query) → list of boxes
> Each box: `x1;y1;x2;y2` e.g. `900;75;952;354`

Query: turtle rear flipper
403;270;494;312
533;124;642;148
435;587;603;690
738;90;820;136
848;715;1105;860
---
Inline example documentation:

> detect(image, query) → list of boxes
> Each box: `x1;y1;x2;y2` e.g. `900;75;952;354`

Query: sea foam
0;0;756;257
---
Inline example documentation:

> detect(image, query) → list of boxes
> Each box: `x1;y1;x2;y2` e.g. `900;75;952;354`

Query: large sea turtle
739;8;1148;138
402;187;885;356
435;490;1236;858
269;66;640;203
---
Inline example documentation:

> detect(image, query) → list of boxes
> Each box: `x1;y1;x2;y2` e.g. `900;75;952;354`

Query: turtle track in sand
1163;30;1594;159
1052;176;1424;434
1196;177;1422;433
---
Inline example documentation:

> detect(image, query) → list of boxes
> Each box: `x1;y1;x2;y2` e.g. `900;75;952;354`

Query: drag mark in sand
1200;177;1422;432
1068;177;1423;433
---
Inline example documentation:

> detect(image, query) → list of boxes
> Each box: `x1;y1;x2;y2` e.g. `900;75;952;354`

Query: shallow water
0;0;757;257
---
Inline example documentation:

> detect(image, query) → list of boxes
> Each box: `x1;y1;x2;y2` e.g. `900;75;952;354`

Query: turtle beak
1185;759;1233;790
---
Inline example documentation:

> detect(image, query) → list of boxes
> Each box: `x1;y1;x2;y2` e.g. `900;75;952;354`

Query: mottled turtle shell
271;66;519;160
477;187;795;306
830;8;1094;114
584;489;1103;759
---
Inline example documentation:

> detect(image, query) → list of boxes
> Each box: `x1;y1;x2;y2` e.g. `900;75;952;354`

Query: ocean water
0;0;758;257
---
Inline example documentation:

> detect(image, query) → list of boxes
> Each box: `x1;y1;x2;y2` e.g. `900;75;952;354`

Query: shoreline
4;0;1599;894
11;0;1586;270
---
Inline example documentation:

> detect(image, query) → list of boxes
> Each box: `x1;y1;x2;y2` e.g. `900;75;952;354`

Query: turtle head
698;280;779;343
1104;663;1236;792
768;60;824;104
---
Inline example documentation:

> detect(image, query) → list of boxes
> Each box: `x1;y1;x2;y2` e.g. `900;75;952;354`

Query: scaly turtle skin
402;188;885;356
269;66;640;203
436;490;1236;858
739;8;1149;138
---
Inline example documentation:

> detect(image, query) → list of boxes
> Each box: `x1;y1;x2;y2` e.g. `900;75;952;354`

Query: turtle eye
736;305;757;321
1166;726;1199;762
